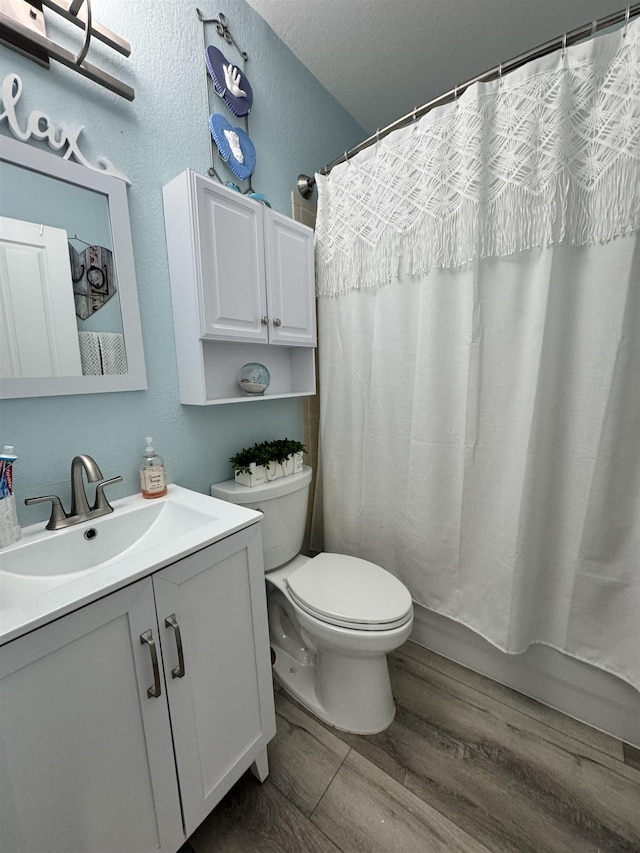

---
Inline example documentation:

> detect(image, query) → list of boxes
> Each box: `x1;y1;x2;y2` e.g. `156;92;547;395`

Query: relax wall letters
0;73;129;183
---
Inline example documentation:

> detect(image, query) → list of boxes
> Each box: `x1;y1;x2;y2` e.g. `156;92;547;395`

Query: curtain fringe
315;18;640;298
316;158;640;298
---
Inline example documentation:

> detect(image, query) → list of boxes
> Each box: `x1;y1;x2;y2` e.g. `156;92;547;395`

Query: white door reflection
0;217;82;378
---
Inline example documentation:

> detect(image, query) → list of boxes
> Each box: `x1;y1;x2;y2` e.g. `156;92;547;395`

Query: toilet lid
285;553;413;631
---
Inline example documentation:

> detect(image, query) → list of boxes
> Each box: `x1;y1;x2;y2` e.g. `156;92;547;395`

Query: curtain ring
344;150;350;168
561;32;567;58
454;84;460;108
623;5;630;37
498;63;503;87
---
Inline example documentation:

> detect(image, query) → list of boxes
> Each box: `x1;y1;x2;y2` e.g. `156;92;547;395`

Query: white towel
78;331;102;375
78;331;127;375
98;332;127;375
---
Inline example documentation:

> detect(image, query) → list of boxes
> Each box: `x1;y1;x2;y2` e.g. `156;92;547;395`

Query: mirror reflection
0;134;146;399
0;161;127;379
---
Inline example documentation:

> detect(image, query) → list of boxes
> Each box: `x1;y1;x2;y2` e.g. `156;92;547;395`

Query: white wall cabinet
162;170;316;404
0;524;275;853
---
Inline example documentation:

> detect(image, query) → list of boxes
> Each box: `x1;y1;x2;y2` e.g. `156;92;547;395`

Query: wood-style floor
187;642;640;853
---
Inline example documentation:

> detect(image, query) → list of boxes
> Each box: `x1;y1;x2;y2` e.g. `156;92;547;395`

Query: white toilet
211;465;413;734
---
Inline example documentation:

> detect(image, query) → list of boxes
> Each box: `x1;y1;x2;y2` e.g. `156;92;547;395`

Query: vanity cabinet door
152;523;276;837
0;578;184;853
264;209;317;346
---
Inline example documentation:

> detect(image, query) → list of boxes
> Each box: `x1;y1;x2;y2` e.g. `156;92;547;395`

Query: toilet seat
285;553;413;632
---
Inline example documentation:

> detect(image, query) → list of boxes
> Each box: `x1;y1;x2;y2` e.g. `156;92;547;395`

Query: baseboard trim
410;602;640;748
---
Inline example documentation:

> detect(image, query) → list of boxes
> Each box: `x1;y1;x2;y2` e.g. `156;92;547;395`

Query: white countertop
0;485;262;646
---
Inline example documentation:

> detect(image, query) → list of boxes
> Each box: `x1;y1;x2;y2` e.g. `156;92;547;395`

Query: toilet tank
211;466;312;571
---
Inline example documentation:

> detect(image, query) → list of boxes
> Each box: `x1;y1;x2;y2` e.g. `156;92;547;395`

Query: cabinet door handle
140;629;162;698
164;614;186;679
272;317;282;327
261;316;269;325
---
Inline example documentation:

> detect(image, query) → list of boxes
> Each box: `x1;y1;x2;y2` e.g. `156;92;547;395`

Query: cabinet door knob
261;316;269;326
140;629;162;698
273;317;282;327
164;614;186;679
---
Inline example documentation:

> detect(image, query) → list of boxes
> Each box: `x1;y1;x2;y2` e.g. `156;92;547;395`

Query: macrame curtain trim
315;18;640;297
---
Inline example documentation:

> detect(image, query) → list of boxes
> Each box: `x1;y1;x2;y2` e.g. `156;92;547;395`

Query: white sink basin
2;498;215;577
0;485;261;642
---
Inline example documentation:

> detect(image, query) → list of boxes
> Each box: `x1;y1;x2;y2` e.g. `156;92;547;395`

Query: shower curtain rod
296;3;640;198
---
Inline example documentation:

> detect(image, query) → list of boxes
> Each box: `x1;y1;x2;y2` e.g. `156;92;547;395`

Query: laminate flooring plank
327;708;611;852
268;691;350;815
311;749;492;853
399;642;627;763
623;742;640;771
189;773;341;853
295;652;639;852
190;646;638;853
391;649;640;797
383;652;640;851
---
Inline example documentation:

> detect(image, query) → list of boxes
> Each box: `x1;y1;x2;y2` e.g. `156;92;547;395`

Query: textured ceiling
245;0;628;135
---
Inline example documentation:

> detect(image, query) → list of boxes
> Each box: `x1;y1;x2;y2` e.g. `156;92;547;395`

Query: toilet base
271;643;397;735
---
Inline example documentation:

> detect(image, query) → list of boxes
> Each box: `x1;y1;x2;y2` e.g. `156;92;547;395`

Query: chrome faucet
25;455;123;531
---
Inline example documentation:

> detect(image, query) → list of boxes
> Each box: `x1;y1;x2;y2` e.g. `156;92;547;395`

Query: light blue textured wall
0;0;363;524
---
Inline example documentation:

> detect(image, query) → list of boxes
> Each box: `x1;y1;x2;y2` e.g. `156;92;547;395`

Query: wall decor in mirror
0;131;147;398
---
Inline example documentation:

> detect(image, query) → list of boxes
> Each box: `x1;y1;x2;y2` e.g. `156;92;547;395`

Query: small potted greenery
230;438;306;487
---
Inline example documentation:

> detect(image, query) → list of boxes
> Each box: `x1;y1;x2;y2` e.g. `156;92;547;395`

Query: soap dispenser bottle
140;436;167;499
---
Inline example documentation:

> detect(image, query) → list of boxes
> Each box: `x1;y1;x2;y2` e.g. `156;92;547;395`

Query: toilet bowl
211;466;413;734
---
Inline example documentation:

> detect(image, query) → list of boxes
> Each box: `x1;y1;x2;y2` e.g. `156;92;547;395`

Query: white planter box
234;452;304;487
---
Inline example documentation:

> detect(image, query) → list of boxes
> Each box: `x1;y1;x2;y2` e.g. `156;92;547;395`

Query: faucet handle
24;495;68;531
93;476;123;513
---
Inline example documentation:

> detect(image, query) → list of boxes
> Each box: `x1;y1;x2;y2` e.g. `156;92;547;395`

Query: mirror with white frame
0;134;147;398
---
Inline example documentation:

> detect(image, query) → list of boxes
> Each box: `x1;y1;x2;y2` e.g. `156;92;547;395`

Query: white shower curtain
313;19;640;690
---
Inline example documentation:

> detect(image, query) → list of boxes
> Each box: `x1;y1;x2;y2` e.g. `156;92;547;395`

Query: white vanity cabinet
152;524;275;836
162;170;316;404
0;523;275;853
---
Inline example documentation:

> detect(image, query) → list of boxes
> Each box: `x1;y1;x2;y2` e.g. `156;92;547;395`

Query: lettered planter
234;452;304;487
